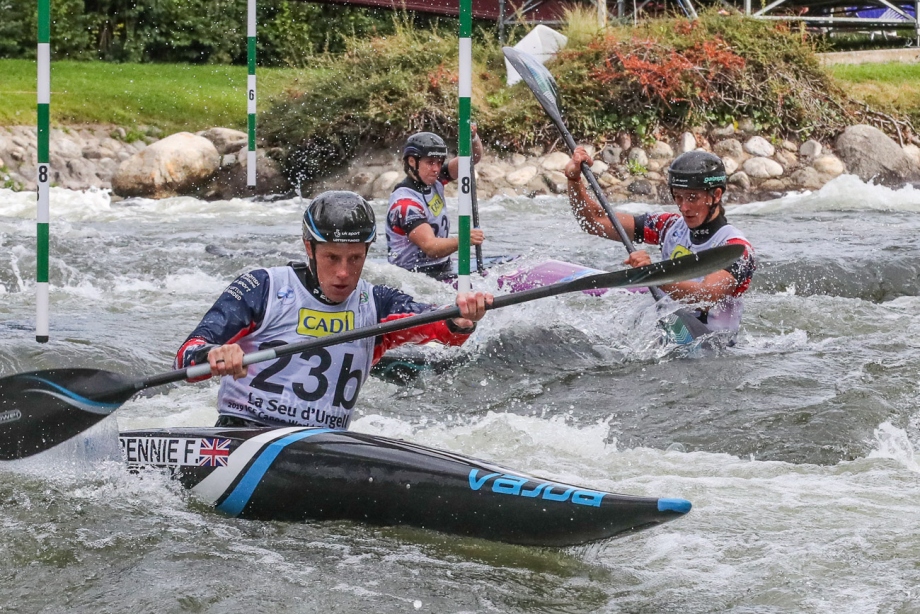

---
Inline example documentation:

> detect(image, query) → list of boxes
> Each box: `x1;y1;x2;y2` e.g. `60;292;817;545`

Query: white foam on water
0;186;114;221
731;174;920;215
867;421;920;473
117;383;221;431
0;187;303;224
350;409;920;612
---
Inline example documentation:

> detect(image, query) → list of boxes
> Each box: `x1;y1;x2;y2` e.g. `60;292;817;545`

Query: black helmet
402;132;448;160
668;151;727;192
302;190;376;244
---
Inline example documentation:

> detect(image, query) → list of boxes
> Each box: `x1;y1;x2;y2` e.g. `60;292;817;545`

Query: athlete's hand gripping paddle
502;46;715;344
0;245;742;461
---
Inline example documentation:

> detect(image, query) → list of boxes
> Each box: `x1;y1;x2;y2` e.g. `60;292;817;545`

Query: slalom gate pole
457;0;473;293
36;0;51;343
247;0;257;186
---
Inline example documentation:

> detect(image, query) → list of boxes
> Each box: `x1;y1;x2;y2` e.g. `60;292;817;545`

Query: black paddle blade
503;47;562;119
0;369;137;460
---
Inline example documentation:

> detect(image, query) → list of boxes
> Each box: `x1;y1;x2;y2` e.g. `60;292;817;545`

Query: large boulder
112;132;220;198
834;124;914;186
199;127;248;155
203;148;290;200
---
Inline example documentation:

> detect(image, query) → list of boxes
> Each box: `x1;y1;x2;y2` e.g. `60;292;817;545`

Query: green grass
829;62;920;125
0;59;316;133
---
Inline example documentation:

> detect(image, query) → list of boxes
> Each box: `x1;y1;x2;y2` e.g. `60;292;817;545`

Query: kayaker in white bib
175;190;493;429
386;130;485;279
564;148;755;334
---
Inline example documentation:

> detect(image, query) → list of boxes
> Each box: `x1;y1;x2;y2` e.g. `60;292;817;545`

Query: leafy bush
261;17;465;184
262;7;908;184
542;10;866;142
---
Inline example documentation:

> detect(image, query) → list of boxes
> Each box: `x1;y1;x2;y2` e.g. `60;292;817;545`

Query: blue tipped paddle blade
0;369;136;460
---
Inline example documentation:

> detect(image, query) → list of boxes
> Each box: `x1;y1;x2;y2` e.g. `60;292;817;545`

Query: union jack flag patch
199;438;231;467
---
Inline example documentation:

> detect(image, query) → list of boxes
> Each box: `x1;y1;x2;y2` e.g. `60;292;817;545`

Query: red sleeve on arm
724;237;756;296
174;321;259;382
372;313;471;365
175;337;213;383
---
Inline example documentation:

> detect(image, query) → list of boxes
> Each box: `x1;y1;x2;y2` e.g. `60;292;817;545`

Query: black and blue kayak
119;426;691;547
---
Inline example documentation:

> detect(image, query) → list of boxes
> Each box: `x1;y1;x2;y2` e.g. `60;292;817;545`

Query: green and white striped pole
36;0;50;343
457;0;473;293
247;0;257;186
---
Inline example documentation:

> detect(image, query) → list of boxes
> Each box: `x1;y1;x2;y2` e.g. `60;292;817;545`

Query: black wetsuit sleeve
439;162;452;184
632;214;646;244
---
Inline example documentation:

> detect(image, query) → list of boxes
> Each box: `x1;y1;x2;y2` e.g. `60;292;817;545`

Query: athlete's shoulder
371;284;433;318
640;212;682;245
222;268;272;302
715;221;752;247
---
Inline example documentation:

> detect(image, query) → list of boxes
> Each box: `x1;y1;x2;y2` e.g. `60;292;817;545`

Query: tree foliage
0;0;398;65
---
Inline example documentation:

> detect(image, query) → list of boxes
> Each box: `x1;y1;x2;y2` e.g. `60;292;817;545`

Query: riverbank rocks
835;124;916;186
203;148;289;200
2;121;920;204
743;157;784;179
198;127;247;155
812;154;845;177
714;139;745;162
799;139;822;159
677;132;697;155
112;132;219;198
744;136;775;158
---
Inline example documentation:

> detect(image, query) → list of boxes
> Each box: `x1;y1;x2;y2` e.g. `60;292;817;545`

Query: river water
2;176;920;612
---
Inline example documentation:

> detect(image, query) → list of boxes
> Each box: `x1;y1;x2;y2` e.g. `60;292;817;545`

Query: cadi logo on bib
670;245;693;260
296;309;355;337
427;193;445;217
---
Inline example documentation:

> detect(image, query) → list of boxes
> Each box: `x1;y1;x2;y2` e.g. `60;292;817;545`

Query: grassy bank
2;24;918;157
0;59;312;133
829;62;920;127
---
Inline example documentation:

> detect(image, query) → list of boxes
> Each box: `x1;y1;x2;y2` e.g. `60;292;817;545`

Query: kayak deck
119;426;690;547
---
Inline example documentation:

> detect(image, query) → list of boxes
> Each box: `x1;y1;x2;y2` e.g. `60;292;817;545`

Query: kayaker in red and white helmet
386;129;485;279
564;147;755;334
176;190;492;430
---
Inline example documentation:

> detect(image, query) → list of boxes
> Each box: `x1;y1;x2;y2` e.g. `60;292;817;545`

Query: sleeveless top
637;212;755;333
216;266;378;429
386;177;451;271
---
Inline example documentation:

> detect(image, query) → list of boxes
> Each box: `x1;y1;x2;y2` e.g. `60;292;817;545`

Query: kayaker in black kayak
175;190;492;430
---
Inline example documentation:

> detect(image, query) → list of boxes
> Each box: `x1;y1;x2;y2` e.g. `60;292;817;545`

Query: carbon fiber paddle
0;244;742;461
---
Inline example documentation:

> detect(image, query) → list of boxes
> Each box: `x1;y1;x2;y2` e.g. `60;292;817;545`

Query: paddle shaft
470;155;485;276
142;277;597;390
551;118;672;303
139;246;740;392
